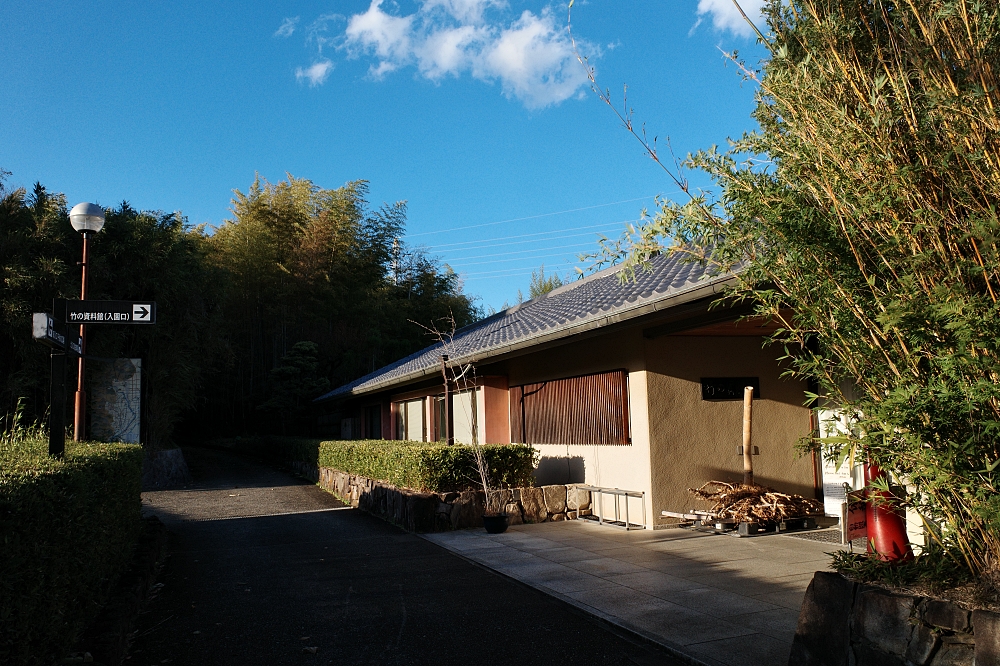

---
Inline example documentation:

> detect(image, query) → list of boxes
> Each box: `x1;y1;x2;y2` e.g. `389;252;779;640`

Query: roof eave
318;273;738;402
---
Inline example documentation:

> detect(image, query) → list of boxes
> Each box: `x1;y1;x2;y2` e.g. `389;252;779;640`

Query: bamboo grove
0;174;478;446
608;0;1000;576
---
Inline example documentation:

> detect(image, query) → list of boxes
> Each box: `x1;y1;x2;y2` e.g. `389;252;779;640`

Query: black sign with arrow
63;300;156;324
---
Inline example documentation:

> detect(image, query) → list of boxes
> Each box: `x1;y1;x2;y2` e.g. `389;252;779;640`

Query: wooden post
743;385;754;486
440;354;452;445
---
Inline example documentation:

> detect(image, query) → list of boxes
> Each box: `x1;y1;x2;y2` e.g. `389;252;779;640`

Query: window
510;369;630;446
364;404;382;439
452;387;484;445
395;398;426;441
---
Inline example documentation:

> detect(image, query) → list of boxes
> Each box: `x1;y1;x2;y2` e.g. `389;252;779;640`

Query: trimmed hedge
0;438;144;666
256;437;537;492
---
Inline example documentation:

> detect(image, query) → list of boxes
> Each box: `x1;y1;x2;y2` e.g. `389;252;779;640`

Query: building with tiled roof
316;252;822;528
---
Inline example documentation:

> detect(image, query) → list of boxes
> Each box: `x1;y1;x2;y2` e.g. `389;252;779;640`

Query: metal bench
578;485;646;530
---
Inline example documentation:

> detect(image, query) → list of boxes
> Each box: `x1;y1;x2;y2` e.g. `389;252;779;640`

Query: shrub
601;0;1000;577
0;436;143;666
267;437;537;492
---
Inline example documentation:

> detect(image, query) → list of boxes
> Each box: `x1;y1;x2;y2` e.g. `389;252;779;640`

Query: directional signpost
64;300;156;324
34;298;156;457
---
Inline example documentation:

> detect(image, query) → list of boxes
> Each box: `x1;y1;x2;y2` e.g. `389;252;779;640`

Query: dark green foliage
191;175;480;437
0;172;479;445
85;202;222;449
0;181;79;420
528;264;563;298
256;342;330;434
265;437;537;491
606;0;1000;576
0;437;143;666
832;549;972;596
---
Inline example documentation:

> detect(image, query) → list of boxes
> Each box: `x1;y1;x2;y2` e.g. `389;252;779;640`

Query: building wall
505;327;656;527
644;335;815;526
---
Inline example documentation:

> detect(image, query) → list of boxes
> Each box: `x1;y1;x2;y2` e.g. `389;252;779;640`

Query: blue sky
1;0;767;311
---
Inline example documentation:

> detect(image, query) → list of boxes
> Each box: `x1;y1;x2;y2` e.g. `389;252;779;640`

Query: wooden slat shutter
510;369;630;445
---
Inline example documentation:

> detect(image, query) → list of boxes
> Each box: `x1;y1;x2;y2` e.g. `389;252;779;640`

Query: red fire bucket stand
864;462;913;562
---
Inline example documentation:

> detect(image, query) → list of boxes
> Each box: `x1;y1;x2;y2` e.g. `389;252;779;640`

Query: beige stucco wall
645;335;815;526
506;328;656;528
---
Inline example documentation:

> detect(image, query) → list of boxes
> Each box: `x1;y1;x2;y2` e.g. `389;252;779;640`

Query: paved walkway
424;520;847;666
133;448;687;666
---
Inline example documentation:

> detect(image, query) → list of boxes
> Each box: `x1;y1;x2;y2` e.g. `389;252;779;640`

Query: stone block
567;485;591;511
487;489;513;514
542;485;567;514
566;510;578;520
449;491;484;529
905;622;939;665
579;508;592;516
406;492;438;533
973;609;1000;666
787;571;855;666
852;641;906;666
931;638;974;666
520;487;547;523
504;503;523;525
853;585;917;657
550;512;566;522
923;600;970;634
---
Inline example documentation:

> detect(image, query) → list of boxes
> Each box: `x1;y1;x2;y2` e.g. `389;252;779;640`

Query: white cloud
345;1;415;77
422;0;505;24
336;0;590;108
295;59;334;86
696;0;766;37
478;10;587;108
275;16;299;38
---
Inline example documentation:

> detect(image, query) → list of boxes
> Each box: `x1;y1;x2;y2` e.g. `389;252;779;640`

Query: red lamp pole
68;202;104;443
73;231;90;441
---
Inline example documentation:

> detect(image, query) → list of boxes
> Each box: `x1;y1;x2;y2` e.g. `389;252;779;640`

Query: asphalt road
132;446;683;666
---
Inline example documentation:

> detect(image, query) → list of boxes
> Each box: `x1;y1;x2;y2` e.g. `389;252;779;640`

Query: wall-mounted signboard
700;377;761;401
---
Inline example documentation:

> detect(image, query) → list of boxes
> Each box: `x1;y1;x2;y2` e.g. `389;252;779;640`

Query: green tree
256;341;330;434
528;264;563;298
610;0;1000;575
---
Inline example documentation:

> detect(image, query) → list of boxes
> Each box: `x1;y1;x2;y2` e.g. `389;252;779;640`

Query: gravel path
131;446;683;666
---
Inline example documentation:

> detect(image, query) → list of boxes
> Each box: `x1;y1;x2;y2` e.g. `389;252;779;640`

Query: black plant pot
482;514;509;534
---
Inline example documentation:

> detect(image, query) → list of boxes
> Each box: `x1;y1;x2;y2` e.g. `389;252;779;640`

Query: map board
90;358;142;443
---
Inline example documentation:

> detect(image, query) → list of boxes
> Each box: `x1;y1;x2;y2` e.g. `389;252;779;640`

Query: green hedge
0;438;144;666
256;437;537;492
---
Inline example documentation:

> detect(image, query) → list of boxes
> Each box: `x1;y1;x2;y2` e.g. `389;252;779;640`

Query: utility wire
436;234;628;261
423;220;638;251
444;245;597;268
403;195;658;238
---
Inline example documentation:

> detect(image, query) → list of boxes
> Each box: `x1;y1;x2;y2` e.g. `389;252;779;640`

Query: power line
443;243;598;268
403;195;658;238
440;238;614;264
423;220;637;251
444;234;624;263
459;259;580;278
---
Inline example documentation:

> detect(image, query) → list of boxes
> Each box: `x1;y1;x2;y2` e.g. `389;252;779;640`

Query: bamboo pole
743;386;755;486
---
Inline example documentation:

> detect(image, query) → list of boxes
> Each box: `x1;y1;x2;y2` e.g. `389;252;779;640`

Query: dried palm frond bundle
689;481;824;523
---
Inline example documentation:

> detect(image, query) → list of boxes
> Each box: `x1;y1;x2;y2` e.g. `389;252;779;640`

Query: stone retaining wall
288;461;591;533
789;571;1000;666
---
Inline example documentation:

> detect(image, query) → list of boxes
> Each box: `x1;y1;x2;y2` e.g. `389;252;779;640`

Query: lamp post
69;202;105;442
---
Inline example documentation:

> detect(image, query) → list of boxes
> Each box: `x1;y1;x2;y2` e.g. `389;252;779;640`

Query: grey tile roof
316;252;736;401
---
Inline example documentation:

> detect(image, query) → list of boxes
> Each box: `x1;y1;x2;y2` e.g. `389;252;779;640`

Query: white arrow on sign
132;304;152;321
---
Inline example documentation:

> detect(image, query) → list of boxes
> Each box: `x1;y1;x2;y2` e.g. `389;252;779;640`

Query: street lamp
69;202;105;441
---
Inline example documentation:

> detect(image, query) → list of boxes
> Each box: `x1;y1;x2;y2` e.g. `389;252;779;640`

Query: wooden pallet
661;510;818;537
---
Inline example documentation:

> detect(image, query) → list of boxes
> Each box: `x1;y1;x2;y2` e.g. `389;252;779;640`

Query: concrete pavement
133;447;686;666
424;520;846;666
